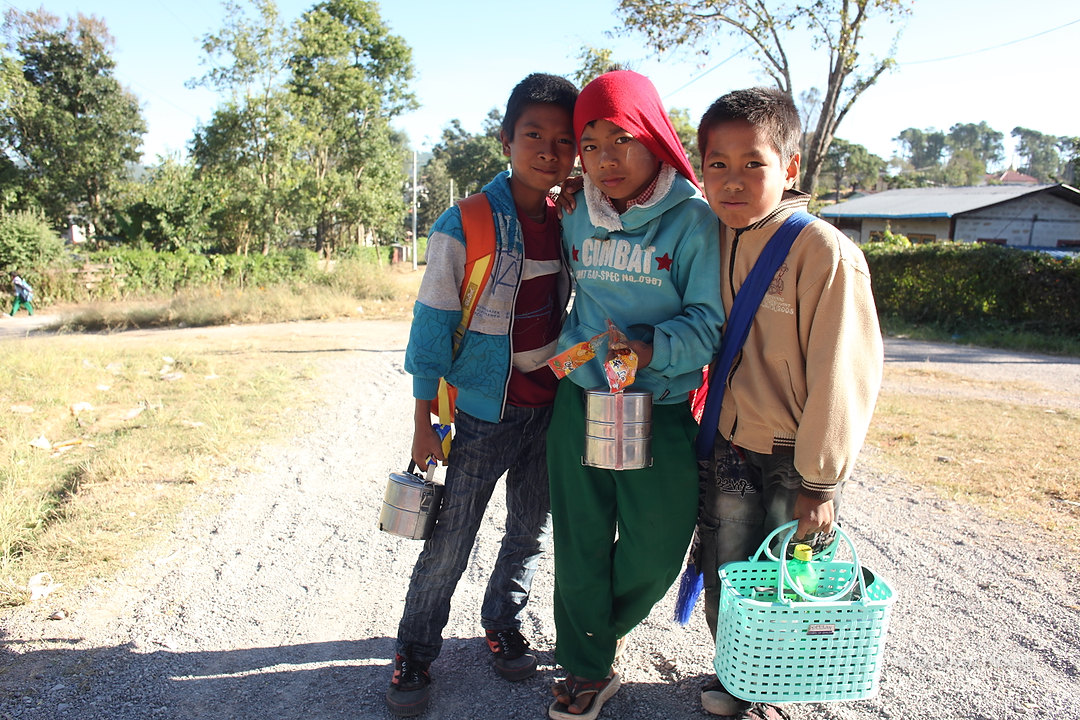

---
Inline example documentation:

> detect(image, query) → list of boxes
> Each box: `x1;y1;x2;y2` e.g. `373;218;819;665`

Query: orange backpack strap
453;192;496;350
433;193;497;453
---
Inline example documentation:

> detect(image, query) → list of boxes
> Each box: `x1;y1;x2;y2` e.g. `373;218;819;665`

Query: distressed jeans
697;437;841;639
396;404;553;664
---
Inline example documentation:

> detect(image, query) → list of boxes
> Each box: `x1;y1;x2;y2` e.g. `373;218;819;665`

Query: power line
899;16;1080;66
663;44;752;100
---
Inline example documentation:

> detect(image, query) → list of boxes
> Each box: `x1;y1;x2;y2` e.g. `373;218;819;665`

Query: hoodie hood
573;70;698;188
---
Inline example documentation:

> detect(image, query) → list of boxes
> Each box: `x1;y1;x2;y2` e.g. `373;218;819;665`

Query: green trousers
547;380;699;679
10;298;33;316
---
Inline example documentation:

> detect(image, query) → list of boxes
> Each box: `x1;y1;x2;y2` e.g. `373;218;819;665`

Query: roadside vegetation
868;371;1079;540
0;331;319;607
864;231;1080;356
52;260;421;332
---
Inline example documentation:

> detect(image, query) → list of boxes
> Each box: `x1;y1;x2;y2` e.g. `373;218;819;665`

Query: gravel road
1;321;1078;720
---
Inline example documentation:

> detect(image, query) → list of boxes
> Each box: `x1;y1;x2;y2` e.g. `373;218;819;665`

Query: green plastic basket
714;521;896;703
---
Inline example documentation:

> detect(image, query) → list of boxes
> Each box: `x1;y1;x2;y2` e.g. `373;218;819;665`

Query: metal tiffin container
378;461;445;540
582;389;653;470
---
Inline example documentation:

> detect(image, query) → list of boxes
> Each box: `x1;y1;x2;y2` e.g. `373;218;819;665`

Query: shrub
864;242;1080;337
0;211;65;274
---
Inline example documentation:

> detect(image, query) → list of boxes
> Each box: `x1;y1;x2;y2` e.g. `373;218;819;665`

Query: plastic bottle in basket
785;543;819;599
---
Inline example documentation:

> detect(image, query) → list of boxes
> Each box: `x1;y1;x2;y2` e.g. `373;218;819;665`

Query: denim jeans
396;404;553;664
697;437;841;639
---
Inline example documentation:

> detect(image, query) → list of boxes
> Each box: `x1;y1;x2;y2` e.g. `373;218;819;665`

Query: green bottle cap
793;544;813;562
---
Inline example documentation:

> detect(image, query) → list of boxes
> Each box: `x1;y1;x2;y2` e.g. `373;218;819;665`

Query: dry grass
54;263;426;333
0;331;327;607
866;366;1080;542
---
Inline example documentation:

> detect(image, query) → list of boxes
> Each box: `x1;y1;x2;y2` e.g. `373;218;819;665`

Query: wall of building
851;218;951;244
955;193;1080;247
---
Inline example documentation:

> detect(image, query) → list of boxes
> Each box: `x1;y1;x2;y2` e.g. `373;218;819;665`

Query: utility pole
411;150;418;270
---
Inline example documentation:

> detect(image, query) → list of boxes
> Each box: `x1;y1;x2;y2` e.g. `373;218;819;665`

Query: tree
0;8;145;231
822;137;883;197
616;0;910;197
1058;136;1079;186
941;148;984;186
190;0;301;255
1012;127;1062;183
574;45;617;88
115;155;214;251
667;107;701;181
945;121;1003;171
894;127;946;172
434;114;507;199
289;0;416;254
797;87;822;160
414;151;452;236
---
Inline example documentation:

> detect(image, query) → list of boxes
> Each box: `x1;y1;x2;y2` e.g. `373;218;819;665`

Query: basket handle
755;521;866;603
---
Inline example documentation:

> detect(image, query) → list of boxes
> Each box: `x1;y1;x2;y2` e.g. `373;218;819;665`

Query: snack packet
547;319;639;391
547;335;600;379
603;320;638;391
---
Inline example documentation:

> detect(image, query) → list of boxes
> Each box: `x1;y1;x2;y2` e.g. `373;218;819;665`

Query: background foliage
865;239;1080;338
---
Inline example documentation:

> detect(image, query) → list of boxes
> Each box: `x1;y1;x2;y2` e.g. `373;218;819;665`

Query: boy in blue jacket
546;70;724;720
386;72;578;717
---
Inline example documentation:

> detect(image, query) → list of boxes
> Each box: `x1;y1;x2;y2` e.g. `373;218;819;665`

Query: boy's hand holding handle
412;398;446;469
793;493;835;540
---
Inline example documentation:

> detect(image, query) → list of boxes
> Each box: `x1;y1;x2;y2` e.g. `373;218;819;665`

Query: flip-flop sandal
548;672;621;720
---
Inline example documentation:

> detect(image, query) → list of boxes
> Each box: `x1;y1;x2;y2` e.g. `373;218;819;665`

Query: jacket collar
739;189;811;234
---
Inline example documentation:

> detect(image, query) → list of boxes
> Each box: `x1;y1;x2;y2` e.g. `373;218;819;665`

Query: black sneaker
386;653;431;717
484;628;537;681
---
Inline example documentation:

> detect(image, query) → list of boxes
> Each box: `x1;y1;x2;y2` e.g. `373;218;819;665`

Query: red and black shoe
386;653;431;717
485;628;537;681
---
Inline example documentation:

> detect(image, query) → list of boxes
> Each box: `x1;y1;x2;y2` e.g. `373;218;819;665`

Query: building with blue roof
820;184;1080;249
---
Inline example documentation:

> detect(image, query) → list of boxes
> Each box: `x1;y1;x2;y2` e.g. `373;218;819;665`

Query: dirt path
1;321;1078;720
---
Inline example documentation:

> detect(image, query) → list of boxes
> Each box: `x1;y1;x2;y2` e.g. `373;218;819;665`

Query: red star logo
656;252;673;271
572;245;579;261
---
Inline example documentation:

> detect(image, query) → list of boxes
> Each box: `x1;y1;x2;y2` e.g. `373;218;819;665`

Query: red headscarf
573;70;699;188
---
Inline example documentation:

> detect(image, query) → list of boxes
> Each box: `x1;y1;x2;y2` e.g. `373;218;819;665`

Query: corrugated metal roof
820;184;1057;219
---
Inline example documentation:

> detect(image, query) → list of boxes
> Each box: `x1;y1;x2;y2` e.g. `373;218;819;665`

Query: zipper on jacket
498;218;525;421
724;227;746;443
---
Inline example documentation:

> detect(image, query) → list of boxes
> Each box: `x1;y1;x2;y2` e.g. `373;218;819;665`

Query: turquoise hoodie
558;171;723;403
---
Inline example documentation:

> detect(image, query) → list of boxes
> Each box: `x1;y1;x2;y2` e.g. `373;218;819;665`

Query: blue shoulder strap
695;211;816;459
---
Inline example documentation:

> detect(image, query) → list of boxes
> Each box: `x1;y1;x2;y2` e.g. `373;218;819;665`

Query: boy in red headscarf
545;70;724;720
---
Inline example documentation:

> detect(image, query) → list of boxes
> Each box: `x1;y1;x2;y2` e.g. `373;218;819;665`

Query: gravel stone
1;324;1078;719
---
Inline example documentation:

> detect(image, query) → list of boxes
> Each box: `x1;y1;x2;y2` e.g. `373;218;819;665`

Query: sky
4;0;1078;169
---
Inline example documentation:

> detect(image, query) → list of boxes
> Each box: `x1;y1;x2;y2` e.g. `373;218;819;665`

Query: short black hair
502;73;579;140
697;87;801;163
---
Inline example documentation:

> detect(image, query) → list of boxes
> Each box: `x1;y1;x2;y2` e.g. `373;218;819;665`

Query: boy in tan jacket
692;87;883;719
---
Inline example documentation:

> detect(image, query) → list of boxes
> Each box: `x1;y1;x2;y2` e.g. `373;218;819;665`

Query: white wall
855;218;951;243
955;193;1080;247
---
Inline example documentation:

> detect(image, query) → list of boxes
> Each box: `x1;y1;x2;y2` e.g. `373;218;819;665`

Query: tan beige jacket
717;192;883;499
